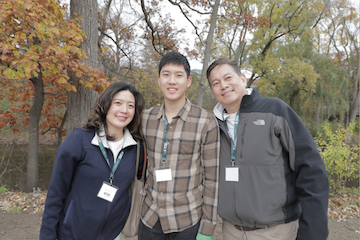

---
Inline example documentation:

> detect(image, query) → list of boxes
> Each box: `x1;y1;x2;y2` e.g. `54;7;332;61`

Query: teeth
223;90;232;96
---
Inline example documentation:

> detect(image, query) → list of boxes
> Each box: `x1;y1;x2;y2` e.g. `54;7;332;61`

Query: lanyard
161;115;169;165
222;109;239;166
161;106;185;166
98;138;124;184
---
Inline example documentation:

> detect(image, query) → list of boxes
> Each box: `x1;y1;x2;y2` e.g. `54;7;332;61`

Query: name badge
155;167;172;182
97;181;118;202
225;166;239;182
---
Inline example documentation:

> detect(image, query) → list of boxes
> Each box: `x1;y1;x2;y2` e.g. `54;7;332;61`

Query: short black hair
206;58;242;87
158;52;191;78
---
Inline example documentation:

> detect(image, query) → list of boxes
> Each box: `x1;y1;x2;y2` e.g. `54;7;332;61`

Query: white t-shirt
223;112;237;147
107;138;124;163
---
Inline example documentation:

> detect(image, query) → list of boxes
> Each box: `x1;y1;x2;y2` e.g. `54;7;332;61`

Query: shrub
316;121;359;195
0;185;8;193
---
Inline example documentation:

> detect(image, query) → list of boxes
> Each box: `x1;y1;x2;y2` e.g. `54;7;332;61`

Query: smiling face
106;90;135;138
158;63;192;104
209;64;247;114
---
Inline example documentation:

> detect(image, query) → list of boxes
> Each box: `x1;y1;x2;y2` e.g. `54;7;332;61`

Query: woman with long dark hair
40;82;145;240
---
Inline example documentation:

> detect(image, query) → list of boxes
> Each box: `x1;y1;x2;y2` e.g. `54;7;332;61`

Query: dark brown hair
85;82;145;141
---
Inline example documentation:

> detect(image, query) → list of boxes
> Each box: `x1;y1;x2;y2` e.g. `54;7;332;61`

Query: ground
0;211;358;240
0;193;359;240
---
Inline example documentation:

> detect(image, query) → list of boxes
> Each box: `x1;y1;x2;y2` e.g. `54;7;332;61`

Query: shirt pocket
63;199;74;227
171;138;200;162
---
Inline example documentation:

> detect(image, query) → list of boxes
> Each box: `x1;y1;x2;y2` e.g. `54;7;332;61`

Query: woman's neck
107;127;124;142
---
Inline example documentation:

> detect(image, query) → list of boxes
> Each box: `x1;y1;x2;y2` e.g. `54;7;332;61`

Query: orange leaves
0;190;47;214
328;196;360;219
0;0;107;134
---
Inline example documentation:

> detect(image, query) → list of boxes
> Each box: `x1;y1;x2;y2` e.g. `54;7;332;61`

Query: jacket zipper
100;202;112;240
100;148;113;240
240;122;246;158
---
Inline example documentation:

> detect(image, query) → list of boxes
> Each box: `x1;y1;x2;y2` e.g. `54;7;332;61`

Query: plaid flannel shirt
140;98;219;236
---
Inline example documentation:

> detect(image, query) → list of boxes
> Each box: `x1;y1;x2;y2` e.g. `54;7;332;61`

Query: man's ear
157;76;160;87
187;76;192;88
241;74;247;83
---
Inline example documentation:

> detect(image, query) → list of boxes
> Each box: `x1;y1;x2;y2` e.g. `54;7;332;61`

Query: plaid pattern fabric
140;99;219;236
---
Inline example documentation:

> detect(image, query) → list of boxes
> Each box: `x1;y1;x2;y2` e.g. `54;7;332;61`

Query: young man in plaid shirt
138;52;220;240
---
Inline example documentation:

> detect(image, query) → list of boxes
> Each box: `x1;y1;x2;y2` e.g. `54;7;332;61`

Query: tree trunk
26;74;44;192
67;0;98;134
57;111;67;148
349;90;359;124
315;102;321;129
196;0;220;107
349;57;360;125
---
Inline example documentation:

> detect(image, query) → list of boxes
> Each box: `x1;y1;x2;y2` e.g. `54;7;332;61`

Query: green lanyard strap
161;106;185;165
98;138;124;184
161;115;169;164
222;109;239;166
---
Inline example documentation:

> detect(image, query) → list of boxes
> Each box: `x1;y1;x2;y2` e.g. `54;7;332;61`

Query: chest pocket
238;114;283;165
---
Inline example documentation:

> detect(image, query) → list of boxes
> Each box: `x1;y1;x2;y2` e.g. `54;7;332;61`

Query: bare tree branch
167;0;206;45
140;0;163;55
98;27;131;61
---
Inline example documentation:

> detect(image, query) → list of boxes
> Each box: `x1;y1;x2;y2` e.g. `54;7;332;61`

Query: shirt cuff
198;219;217;236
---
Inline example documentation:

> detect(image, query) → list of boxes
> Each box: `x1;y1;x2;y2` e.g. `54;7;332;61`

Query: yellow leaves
3;68;17;79
43;70;50;77
16;68;25;79
24;61;38;77
2;3;11;11
0;0;108;134
13;50;20;57
57;77;67;84
70;85;77;92
85;81;94;89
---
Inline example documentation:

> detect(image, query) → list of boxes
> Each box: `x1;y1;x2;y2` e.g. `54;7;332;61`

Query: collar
213;88;253;120
91;127;137;149
156;98;191;122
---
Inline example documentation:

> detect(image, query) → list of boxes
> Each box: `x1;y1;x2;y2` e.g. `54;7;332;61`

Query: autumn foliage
0;0;107;134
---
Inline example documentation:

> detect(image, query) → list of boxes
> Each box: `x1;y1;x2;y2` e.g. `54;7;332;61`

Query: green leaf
43;70;50;77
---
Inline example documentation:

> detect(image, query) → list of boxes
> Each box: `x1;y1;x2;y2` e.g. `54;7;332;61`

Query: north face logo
253;119;265;125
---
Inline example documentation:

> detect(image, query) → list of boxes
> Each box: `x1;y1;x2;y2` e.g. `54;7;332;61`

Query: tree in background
209;0;359;135
98;0;141;82
0;0;106;191
66;0;102;134
315;0;359;128
138;0;221;107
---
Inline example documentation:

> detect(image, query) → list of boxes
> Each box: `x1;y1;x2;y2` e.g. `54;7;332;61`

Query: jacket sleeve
198;114;220;236
276;104;329;240
39;129;84;240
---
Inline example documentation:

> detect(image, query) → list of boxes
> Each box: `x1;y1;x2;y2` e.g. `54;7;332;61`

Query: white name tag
97;182;118;202
155;168;173;182
225;166;239;182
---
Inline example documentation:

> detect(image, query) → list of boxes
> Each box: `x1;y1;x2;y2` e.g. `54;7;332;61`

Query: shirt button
169;126;172;129
160;192;163;195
